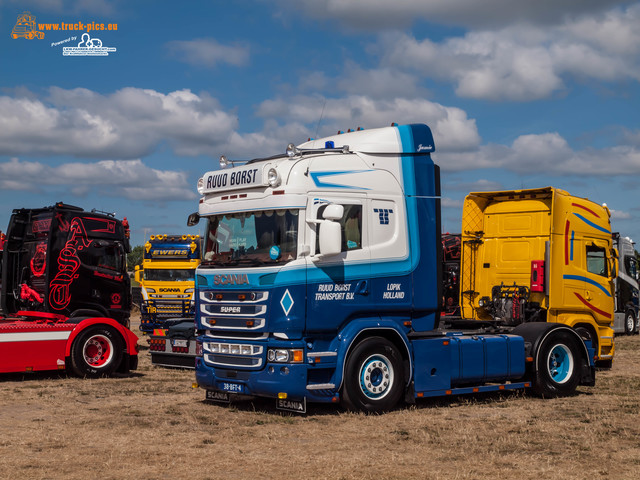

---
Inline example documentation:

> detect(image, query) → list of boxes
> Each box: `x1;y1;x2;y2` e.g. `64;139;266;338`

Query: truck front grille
199;290;269;331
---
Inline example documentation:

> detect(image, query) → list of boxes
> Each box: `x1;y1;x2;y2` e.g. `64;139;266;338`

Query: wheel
624;311;636;335
70;326;123;377
342;337;404;413
532;331;581;397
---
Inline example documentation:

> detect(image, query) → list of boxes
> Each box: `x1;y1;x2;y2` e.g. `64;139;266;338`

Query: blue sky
1;0;639;247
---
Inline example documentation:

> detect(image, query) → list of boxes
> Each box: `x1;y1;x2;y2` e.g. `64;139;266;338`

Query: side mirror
319;221;342;256
134;265;141;283
187;212;200;227
323;204;344;221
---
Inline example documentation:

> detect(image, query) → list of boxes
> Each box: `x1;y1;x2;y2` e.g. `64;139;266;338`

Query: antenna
314;98;326;139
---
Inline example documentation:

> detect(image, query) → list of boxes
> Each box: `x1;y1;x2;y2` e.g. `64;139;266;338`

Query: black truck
1;202;132;327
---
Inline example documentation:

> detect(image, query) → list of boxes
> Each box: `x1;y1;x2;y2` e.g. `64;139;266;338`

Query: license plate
172;339;188;348
276;397;306;414
206;390;230;403
220;381;245;394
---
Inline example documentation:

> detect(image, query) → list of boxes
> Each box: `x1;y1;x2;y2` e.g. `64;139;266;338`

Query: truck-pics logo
11;11;44;39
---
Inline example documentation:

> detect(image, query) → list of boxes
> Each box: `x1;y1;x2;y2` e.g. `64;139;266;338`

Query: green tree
127;245;144;271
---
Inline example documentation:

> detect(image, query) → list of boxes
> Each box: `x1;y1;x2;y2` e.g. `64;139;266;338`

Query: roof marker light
286;143;300;157
325;141;335;148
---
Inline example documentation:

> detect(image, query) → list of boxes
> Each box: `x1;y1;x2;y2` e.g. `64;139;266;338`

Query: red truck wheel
70;326;123;377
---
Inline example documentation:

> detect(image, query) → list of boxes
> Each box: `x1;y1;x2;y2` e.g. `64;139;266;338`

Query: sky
1;0;639;247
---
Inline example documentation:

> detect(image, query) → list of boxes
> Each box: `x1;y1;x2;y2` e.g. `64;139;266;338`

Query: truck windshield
143;269;195;282
202;209;299;267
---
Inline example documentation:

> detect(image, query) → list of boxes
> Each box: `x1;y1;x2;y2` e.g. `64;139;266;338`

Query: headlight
267;168;280;187
144;287;156;293
267;348;303;363
219;155;230;169
197;177;204;194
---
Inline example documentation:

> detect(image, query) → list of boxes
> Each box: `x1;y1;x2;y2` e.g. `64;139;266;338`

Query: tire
624;311;636;335
70;325;123;378
532;331;581;397
342;337;404;413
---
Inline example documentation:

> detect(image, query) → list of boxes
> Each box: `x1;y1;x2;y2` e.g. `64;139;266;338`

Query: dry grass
1;315;639;480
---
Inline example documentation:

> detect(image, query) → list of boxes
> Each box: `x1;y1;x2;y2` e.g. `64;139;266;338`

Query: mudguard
512;322;595;386
331;318;412;392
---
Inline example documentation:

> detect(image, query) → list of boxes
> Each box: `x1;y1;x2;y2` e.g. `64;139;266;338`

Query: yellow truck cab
460;187;616;366
135;234;201;334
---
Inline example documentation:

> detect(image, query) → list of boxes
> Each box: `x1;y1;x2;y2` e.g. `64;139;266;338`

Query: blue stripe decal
563;274;611;297
570;230;574;261
309;170;373;190
573;213;611;235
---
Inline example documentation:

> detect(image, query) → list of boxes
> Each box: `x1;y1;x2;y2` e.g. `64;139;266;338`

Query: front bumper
195;356;338;404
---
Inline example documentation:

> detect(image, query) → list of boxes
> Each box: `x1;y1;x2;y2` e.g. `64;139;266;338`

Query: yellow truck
460;187;616;367
134;234;201;334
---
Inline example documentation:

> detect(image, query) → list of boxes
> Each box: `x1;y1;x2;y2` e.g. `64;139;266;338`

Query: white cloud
610;208;632;219
274;0;628;29
375;4;640;101
166;38;250;68
436;132;640;175
0;87;239;158
441;197;463;208
256;95;481;152
444;179;504;192
0;158;196;201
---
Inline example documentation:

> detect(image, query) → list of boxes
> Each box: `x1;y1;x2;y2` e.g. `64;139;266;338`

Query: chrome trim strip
306;383;336;390
307;352;337;358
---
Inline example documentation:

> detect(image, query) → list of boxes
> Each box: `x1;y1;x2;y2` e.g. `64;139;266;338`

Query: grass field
1;315;639;480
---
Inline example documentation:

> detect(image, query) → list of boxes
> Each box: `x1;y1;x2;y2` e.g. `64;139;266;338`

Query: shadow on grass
197;386;591;417
0;370;144;382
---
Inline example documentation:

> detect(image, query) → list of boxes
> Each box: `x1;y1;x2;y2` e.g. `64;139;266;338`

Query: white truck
611;233;639;334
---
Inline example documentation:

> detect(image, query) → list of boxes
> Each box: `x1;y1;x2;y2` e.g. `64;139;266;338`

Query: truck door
305;195;371;333
562;238;615;325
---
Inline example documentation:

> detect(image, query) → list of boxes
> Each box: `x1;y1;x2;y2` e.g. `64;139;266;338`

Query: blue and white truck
189;124;596;413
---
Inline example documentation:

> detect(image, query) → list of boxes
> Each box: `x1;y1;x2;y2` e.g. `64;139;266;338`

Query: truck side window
317;204;362;252
586;245;607;277
624;256;638;281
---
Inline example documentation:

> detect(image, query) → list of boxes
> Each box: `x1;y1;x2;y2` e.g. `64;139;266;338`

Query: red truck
1;203;138;377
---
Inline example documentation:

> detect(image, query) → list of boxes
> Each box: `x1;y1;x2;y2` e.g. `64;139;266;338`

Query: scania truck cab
135;234;201;334
191;124;596;413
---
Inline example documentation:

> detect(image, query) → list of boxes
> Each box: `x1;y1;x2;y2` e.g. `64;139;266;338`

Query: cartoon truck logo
11;11;44;40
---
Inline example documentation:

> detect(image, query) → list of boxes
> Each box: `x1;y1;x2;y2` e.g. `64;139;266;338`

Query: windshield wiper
227;258;265;267
199;259;230;267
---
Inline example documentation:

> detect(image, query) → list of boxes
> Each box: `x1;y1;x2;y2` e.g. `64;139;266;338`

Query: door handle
355;280;369;296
